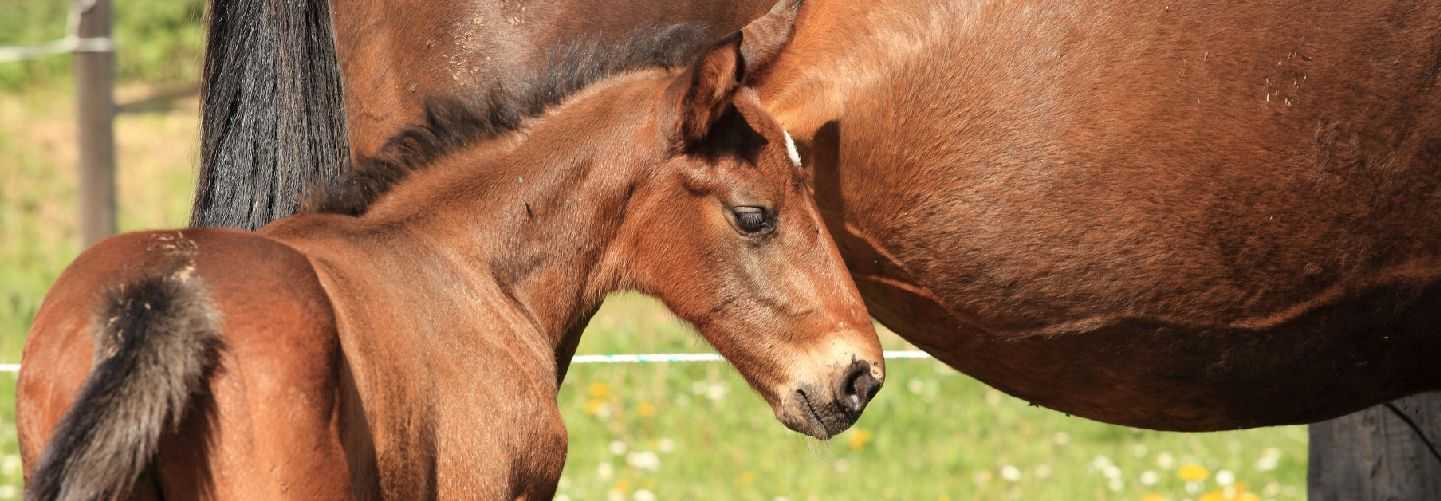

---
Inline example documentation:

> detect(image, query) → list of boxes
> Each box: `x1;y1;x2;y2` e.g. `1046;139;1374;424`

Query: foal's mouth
796;388;834;440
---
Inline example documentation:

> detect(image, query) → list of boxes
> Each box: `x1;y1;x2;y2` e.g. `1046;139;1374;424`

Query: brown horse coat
331;0;776;159
757;0;1441;429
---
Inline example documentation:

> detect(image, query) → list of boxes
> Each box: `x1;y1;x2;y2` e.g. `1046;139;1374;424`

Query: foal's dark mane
303;23;715;216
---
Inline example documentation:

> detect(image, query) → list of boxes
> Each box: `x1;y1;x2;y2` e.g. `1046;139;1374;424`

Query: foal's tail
190;0;350;229
27;274;223;501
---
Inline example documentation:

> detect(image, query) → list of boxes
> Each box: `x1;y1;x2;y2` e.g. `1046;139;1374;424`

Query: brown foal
17;3;883;499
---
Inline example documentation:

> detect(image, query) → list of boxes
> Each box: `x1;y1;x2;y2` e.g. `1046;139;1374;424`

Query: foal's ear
674;0;803;146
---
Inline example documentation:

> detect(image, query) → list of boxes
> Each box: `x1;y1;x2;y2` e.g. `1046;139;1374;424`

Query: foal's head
608;1;884;438
312;0;882;439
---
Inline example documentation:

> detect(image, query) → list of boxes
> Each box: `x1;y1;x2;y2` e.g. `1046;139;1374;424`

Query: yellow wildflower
847;429;873;450
1199;491;1224;501
637;401;657;417
738;471;755;487
588;382;610;399
1178;464;1210;482
583;399;606;416
1237;493;1260;501
1140;494;1167;501
610;479;630;494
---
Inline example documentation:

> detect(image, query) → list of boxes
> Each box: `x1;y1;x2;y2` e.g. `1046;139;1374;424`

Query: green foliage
0;0;206;90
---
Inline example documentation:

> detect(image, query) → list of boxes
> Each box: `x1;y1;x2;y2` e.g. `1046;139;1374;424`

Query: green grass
0;0;206;90
0;87;1308;500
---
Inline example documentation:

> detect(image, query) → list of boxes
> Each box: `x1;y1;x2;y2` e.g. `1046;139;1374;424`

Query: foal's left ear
674;0;803;146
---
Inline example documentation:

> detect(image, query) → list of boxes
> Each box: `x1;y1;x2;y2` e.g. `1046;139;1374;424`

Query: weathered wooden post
74;0;116;246
1309;394;1441;500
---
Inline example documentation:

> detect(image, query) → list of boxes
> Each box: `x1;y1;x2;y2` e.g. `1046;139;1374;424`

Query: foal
17;2;884;499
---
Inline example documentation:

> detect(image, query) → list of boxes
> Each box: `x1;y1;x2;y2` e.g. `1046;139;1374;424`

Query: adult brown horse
754;0;1441;432
18;6;884;499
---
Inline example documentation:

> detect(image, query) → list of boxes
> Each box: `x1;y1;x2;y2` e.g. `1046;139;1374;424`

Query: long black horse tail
27;273;223;501
191;0;350;229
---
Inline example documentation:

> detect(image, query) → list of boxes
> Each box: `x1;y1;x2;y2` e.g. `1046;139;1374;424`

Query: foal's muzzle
778;359;884;439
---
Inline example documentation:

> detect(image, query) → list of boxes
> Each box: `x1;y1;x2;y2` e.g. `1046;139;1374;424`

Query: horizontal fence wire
0;0;114;63
571;350;933;364
0;36;113;63
0;351;933;374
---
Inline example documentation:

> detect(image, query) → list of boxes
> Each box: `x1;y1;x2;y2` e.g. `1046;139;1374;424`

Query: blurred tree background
0;0;205;89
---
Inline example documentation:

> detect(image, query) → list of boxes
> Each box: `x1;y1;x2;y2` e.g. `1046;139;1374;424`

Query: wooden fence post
75;0;116;247
1309;393;1441;500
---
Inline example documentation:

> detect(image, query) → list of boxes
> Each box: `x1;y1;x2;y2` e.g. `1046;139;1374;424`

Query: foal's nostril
838;360;881;414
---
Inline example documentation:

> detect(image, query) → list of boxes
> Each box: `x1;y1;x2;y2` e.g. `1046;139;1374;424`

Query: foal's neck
363;74;665;369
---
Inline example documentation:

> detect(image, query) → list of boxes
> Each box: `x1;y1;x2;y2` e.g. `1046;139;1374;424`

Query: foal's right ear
672;0;803;146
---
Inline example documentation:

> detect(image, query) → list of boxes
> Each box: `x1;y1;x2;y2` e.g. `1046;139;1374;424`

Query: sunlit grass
0;88;1306;500
564;298;1305;500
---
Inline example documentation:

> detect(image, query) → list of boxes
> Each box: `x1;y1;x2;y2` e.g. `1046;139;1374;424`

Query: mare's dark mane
303;23;715;216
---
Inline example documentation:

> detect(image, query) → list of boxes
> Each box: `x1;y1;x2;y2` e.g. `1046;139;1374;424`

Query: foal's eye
731;206;775;235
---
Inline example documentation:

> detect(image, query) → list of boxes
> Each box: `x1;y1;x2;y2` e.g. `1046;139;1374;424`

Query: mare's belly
850;243;1441;430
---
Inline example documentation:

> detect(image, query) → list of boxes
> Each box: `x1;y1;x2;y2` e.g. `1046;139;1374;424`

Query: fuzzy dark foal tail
27;274;223;501
191;0;351;229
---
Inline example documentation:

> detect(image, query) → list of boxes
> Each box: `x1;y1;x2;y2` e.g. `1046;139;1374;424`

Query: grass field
0;87;1308;500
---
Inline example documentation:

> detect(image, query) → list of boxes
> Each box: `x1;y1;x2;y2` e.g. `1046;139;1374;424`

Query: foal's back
19;221;570;500
18;229;352;499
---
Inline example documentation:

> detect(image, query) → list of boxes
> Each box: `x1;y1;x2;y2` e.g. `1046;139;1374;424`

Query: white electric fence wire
0;0;114;63
0;351;933;373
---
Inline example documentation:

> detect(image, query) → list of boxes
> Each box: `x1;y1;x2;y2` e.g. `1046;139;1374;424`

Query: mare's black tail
27;274;223;501
191;0;350;229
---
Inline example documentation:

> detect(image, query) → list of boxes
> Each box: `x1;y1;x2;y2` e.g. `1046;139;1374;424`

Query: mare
17;5;884;499
753;0;1441;430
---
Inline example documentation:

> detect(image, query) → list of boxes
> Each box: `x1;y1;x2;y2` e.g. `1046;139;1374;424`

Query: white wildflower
1140;470;1160;486
1034;464;1053;479
627;451;661;472
1216;469;1235;487
1255;448;1281;472
706;383;728;402
1157;452;1176;469
1091;455;1113;471
1102;465;1122;480
1053;432;1071;446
